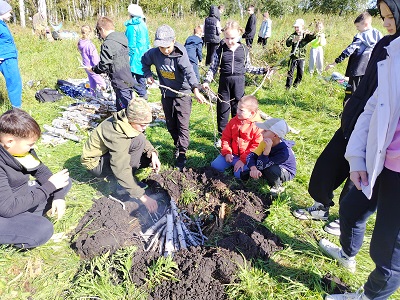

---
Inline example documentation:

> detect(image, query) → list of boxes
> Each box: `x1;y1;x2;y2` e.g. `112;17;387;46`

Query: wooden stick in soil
180;222;199;247
164;213;175;256
140;215;167;243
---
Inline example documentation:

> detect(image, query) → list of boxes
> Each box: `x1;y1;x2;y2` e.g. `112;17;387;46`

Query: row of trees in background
8;0;376;27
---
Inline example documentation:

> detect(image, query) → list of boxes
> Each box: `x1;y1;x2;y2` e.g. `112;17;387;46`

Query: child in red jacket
211;95;262;178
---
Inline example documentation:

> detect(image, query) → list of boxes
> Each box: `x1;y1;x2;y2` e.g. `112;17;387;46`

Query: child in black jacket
0;109;71;248
203;20;270;147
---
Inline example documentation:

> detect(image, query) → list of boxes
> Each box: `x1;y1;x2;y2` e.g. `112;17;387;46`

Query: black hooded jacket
92;31;134;89
204;5;221;44
341;0;400;139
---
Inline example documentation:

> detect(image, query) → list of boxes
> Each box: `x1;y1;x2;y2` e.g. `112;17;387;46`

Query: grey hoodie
334;27;383;77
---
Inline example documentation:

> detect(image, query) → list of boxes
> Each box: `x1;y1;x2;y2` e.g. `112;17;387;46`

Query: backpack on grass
35;88;64;103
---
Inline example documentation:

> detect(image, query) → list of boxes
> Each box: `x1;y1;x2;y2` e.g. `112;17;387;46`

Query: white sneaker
270;186;285;195
324;219;341;236
325;289;369;300
319;238;356;273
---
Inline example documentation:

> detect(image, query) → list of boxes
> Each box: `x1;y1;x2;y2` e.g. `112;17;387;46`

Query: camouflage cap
126;97;152;124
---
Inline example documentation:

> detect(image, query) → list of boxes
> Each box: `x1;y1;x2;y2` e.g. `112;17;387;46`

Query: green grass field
0;12;398;299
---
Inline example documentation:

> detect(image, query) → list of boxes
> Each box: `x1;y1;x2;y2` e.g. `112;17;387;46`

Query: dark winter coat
204;5;221;44
243;13;257;39
92;31;134;89
286;31;316;59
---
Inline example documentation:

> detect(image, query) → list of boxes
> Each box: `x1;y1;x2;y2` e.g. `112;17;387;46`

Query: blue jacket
184;35;203;64
124;17;150;75
247;139;297;178
142;42;200;97
0;20;18;59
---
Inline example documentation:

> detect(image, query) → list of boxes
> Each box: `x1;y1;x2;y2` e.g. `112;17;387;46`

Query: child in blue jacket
184;26;203;81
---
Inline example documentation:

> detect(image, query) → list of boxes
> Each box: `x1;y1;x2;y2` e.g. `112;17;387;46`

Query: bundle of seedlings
140;198;207;257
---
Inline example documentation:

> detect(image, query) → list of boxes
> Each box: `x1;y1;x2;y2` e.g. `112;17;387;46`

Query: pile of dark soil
70;166;348;298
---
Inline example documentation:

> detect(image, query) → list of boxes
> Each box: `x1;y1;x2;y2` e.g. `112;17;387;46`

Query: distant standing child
87;17;134;111
308;21;326;75
0;109;71;248
125;4;150;99
243;118;296;194
203;20;270;147
184;25;203;81
285;18;316;89
211;95;263;179
243;5;257;48
141;24;206;171
0;0;22;108
204;5;222;65
325;12;382;105
257;11;272;48
78;25;106;96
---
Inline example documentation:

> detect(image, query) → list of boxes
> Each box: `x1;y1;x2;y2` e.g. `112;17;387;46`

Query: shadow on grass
63;154;114;197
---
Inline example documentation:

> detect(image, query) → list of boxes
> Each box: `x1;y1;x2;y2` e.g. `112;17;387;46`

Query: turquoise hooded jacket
124;17;150;75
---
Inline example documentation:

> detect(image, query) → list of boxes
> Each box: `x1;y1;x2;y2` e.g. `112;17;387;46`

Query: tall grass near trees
0;12;398;300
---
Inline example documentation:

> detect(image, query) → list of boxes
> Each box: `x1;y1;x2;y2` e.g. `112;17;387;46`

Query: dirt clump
71;166;284;298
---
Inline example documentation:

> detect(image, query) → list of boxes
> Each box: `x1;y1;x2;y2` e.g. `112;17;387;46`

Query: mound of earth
71;166;285;298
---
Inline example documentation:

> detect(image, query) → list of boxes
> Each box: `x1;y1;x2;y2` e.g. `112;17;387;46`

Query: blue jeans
132;73;147;99
0;58;22;108
211;154;249;179
339;168;400;299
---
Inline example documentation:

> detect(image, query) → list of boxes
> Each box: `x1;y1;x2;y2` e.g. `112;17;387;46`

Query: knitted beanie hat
126;98;152;124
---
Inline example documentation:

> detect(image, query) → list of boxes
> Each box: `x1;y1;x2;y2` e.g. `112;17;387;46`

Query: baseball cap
293;18;305;27
128;4;144;18
0;0;12;15
126;97;152;124
255;118;289;139
154;24;175;47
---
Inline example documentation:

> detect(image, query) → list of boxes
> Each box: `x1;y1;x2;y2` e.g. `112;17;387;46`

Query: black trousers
162;95;192;153
206;42;219;65
343;75;363;106
217;75;245;135
286;58;305;88
339;168;400;299
245;37;254;48
257;36;269;47
308;128;354;207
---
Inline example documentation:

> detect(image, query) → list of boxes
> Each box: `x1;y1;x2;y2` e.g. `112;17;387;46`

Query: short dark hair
0;109;41;139
96;16;115;31
354;12;372;24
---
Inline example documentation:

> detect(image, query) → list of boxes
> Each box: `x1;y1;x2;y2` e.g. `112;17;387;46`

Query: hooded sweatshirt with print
141;42;200;98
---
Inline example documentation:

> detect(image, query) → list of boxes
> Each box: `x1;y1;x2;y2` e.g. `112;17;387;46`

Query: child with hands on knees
0;109;71;249
242;118;296;194
211;95;263;179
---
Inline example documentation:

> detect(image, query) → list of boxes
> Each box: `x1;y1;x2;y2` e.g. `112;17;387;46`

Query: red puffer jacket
220;113;263;163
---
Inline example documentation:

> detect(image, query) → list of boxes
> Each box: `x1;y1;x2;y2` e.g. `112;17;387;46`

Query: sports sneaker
319;238;356;273
137;181;148;189
292;201;329;220
325;289;369;300
214;139;221;148
175;153;187;171
324;219;341;236
270;186;285;195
